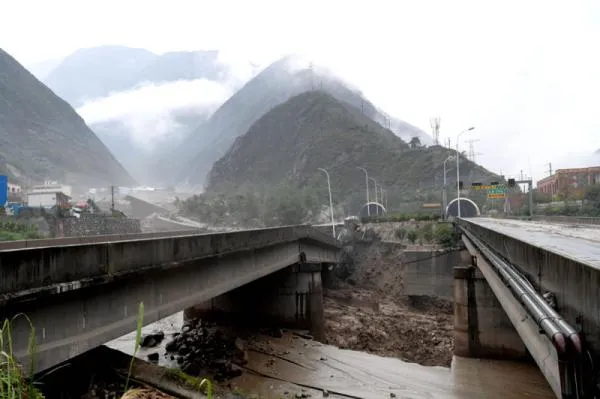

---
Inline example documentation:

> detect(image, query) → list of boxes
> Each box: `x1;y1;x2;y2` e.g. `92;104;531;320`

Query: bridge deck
466;218;600;269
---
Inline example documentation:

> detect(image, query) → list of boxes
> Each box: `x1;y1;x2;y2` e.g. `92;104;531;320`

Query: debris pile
163;318;247;381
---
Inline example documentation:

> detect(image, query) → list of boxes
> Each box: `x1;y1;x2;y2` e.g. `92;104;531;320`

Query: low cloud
77;78;235;150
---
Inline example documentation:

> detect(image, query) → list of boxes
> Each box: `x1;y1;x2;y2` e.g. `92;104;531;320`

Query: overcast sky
2;0;600;182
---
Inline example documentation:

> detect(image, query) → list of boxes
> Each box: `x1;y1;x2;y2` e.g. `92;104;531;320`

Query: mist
77;79;233;151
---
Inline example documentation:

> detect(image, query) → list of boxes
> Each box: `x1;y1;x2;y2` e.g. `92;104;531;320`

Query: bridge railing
0;229;207;250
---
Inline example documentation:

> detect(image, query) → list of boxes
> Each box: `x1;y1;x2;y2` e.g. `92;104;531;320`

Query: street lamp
357;167;370;216
318;168;335;238
443;155;456;219
456;127;475;218
369;177;378;215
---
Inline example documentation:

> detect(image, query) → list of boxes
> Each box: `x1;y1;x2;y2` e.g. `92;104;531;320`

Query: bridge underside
2;240;338;373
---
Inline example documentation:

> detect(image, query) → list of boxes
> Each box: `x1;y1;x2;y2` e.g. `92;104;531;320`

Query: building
537;166;600;199
30;181;72;197
27;191;71;209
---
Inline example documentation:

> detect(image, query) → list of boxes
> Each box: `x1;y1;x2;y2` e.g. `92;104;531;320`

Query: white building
30;181;72;197
27;191;71;209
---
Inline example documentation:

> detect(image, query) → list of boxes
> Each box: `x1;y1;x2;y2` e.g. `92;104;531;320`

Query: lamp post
357;167;370;216
456;127;475;218
369;177;378;215
443;155;455;219
318;168;335;238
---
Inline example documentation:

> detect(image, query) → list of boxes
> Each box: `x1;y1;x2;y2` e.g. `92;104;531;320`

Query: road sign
472;184;507;191
487;193;507;199
488;187;507;195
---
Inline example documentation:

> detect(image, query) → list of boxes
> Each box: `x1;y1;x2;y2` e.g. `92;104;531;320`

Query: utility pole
318;168;335;238
369;177;378;215
546;162;553;176
357;167;370;216
110;185;115;211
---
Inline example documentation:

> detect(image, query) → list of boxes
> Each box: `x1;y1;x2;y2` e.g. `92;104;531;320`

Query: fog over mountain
172;55;432;189
34;46;259;183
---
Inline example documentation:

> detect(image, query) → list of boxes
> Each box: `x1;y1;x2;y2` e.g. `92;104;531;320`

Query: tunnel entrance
445;198;480;218
359;202;386;218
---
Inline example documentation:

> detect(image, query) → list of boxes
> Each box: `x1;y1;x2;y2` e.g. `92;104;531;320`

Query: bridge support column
454;250;527;359
184;263;325;340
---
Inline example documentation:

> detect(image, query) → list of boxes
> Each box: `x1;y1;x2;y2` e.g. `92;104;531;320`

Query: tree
584;184;600;209
409;137;422;149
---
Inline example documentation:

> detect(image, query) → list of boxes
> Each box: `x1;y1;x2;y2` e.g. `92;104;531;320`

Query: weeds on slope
0;315;44;399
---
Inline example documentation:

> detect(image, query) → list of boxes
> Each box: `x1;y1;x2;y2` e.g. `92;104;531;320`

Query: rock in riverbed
164;318;246;382
140;331;165;348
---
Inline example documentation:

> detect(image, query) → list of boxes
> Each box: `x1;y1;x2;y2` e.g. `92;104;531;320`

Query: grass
0;220;42;242
0;315;44;399
165;369;213;397
0;302;214;399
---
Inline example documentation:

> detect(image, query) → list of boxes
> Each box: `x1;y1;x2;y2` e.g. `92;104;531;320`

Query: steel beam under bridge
0;226;340;373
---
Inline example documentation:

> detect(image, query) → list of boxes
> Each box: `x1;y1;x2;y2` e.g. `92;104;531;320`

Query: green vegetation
165;369;213;397
0;315;44;399
434;223;460;248
362;213;440;223
394;227;407;241
177;182;321;227
407;230;418;244
0;220;42;241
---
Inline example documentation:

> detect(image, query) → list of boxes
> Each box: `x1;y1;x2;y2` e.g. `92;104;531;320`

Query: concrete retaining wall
403;250;458;300
454;252;527;360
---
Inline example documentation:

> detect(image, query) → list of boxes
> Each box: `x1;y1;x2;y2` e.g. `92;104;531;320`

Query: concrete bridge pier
453;249;528;359
184;263;326;340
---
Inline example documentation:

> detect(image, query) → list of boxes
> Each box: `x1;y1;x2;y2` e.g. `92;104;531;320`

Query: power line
430;117;440;145
465;139;482;163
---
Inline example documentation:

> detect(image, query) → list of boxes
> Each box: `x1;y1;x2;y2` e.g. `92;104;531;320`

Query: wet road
466;218;600;269
107;312;554;398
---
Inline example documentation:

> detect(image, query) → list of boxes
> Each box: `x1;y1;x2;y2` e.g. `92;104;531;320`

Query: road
465;218;600;269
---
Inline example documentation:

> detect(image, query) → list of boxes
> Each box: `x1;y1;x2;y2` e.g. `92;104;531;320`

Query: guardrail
500;215;600;225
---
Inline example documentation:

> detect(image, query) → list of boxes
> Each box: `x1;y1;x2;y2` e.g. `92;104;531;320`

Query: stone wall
56;214;141;237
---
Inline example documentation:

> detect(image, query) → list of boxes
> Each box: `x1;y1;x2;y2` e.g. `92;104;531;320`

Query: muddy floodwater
107;312;554;399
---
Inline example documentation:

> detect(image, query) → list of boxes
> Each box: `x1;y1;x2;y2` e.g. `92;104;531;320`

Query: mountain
44;46;157;107
206;91;497;211
172;56;431;188
0;48;135;189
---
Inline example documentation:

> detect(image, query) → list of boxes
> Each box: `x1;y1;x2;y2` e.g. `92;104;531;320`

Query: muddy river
107;312;554;399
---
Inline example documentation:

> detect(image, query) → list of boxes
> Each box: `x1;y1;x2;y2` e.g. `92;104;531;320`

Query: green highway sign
488;187;508;195
488;193;507;199
472;184;507;190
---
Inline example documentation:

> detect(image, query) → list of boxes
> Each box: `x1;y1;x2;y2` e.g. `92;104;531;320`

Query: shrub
394;227;407;241
434;223;459;248
420;224;434;243
407;230;418;244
